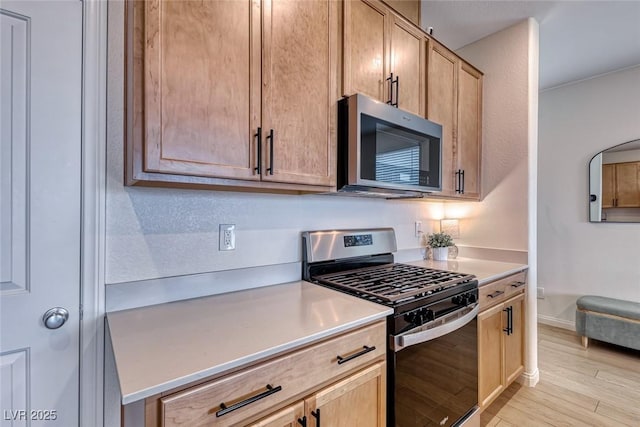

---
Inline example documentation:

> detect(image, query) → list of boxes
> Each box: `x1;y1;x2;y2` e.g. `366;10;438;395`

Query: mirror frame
589;139;640;223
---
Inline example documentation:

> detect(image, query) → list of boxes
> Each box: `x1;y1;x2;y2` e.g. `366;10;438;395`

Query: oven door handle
393;304;479;352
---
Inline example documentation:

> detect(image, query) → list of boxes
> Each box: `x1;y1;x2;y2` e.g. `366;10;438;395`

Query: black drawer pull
298;415;307;426
336;345;376;365
215;384;282;417
487;290;505;299
511;281;526;288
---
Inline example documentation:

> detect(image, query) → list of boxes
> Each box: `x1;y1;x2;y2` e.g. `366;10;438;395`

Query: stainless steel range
302;228;480;427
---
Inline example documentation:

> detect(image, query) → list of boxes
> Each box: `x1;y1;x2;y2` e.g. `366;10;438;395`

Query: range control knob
468;293;477;303
424;309;435;322
452;295;462;305
405;311;422;326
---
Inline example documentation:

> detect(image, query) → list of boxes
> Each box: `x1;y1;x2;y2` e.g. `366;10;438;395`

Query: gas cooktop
314;263;475;303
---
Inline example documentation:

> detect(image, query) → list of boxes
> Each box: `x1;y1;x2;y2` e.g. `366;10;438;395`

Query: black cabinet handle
510;281;526;288
510;306;514;334
254;127;262;174
487;290;504;299
386;73;394;105
393;75;399;107
503;306;513;335
266;128;274;175
311;409;321;426
336;345;376;365
460;169;465;194
455;170;461;193
298;415;307;426
215;384;282;417
503;307;510;335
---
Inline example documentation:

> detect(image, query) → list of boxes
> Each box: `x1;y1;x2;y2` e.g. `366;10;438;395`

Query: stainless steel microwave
337;93;443;198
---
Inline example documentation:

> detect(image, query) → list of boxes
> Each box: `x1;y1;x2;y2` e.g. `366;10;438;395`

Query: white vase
432;247;449;261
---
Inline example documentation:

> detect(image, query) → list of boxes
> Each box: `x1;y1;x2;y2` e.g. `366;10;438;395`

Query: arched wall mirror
589;139;640;222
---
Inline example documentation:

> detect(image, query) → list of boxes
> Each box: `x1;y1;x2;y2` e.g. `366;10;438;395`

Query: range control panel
343;234;373;247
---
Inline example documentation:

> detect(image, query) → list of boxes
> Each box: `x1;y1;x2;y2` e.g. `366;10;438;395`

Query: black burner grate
314;263;475;303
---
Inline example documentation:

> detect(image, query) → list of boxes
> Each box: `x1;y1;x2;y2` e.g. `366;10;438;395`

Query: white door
0;1;82;426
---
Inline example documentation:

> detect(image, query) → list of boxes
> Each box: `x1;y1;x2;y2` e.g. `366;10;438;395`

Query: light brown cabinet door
343;0;390;102
477;303;505;410
384;0;420;26
456;62;483;199
602;163;616;208
306;362;386;427
247;402;305;427
389;16;425;116
504;293;525;385
261;0;337;187
614;162;640;207
427;42;457;195
142;0;261;180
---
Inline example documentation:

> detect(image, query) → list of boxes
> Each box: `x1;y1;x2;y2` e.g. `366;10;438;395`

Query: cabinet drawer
160;321;386;427
479;271;526;311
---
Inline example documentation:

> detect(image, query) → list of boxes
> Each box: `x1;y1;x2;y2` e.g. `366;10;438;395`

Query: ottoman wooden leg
581;336;589;348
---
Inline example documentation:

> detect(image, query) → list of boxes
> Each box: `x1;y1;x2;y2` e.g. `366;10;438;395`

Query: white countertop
405;257;528;285
107;280;392;405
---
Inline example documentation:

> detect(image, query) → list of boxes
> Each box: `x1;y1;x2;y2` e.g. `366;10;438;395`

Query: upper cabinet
261;0;338;187
343;0;425;116
456;62;483;199
426;42;457;195
125;0;337;192
124;0;483;199
427;41;483;199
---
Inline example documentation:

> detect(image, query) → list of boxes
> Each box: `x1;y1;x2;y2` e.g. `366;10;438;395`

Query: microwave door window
375;129;422;185
360;115;434;188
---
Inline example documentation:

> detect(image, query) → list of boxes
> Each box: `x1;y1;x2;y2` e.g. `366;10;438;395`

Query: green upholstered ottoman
575;296;640;351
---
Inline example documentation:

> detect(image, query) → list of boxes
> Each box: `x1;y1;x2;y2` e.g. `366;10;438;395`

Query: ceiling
420;1;640;90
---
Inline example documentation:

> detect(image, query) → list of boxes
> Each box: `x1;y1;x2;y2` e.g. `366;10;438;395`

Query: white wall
446;20;534;256
538;66;640;326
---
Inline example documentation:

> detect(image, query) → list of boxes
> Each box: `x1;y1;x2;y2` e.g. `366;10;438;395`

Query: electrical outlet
219;224;236;251
537;287;545;299
415;221;423;237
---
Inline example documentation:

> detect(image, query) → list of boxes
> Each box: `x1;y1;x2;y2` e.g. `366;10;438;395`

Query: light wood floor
481;323;640;427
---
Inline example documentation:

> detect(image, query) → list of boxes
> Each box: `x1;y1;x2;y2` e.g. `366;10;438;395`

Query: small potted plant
426;232;454;261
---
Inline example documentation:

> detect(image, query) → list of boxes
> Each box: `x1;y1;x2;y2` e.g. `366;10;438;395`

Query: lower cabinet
251;362;385;427
145;321;386;427
477;273;526;411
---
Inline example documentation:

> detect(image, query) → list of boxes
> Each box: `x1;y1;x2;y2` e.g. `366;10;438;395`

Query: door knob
43;307;69;329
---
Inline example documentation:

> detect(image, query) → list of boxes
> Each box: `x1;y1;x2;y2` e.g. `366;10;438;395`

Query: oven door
389;305;479;427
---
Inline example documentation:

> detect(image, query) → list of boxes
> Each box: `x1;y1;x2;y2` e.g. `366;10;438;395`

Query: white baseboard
537;314;575;331
517;368;539;387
